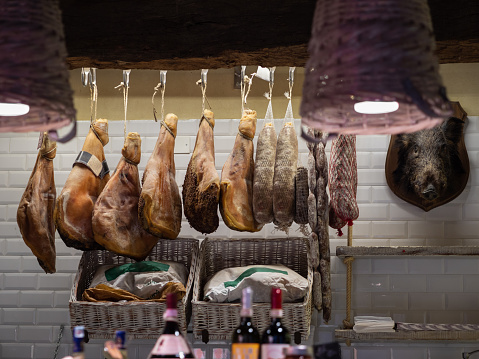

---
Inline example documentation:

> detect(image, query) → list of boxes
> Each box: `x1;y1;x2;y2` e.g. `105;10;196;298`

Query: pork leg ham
220;110;262;232
92;132;159;260
182;109;220;234
17;133;57;273
139;113;182;239
55;119;110;250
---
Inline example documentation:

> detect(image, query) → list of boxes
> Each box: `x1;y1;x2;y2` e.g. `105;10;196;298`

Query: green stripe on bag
105;261;170;281
224;267;288;288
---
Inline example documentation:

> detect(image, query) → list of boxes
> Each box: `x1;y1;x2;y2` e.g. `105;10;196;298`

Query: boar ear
442;117;464;143
394;134;411;149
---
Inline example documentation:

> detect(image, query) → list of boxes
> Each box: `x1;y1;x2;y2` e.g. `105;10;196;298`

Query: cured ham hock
220;110;262;232
55;119;110;250
139;113;182;239
182;109;220;234
92;132;159;260
17;133;57;273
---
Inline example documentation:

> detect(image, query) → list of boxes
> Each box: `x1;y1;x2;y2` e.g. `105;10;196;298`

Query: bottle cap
73;326;85;339
115;330;126;348
166;292;177;309
285;345;313;358
271;288;283;310
241;287;254;317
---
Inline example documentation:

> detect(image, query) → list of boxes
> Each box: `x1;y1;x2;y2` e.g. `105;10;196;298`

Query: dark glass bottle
231;287;260;359
261;288;291;359
147;293;195;359
72;326;86;359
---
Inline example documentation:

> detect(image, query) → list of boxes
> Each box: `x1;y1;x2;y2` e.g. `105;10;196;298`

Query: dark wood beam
60;0;479;70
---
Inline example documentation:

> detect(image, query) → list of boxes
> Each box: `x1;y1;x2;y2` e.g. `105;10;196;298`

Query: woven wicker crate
192;237;313;342
69;238;199;339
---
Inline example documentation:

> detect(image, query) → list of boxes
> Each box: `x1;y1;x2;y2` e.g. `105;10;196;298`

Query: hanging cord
152;70;167;123
52;324;64;359
241;72;255;115
342;223;355;330
115;70;130;140
89;69;98;124
282;67;295;126
196;69;211;114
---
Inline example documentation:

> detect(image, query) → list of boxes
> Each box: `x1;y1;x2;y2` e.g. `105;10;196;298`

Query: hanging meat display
17;133;57;273
55;119;110;250
182;109;220;234
139;113;182;239
315;136;332;323
252;122;277;225
329;135;359;233
273;122;298;232
220;109;262;232
92;132;159;260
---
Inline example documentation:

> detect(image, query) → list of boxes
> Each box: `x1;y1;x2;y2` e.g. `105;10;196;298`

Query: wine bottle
72;326;86;359
147;293;195;359
115;330;128;359
231;287;260;359
261;288;291;359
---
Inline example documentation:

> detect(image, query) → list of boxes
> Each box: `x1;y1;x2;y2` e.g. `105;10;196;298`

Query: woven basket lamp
0;0;76;142
300;0;452;137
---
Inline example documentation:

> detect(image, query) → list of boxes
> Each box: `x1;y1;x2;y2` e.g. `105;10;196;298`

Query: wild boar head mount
385;102;470;212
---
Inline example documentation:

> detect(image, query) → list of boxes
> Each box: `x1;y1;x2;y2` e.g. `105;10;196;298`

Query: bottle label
231;343;260;359
149;334;191;356
261;344;289;359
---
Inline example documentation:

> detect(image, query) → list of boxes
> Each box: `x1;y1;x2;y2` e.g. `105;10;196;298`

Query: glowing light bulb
354;101;399;114
0;103;30;116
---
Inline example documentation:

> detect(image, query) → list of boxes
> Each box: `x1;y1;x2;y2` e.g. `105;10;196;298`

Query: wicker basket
192;237;313;342
69;238;199;339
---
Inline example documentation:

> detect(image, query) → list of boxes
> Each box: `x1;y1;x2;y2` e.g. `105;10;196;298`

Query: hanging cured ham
220;110;262;232
55;119;110;250
92;132;159;261
17;133;57;273
139;113;182;239
182;109;220;234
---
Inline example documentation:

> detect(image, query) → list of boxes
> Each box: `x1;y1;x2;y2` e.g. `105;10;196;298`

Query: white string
241;74;255;115
152;82;165;122
114;81;129;139
196;79;211;114
90;82;98;124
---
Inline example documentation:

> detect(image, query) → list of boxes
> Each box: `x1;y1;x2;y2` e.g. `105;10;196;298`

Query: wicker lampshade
300;0;452;137
0;0;76;141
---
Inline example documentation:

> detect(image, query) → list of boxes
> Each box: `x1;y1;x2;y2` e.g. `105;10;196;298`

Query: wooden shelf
335;329;479;341
336;246;479;258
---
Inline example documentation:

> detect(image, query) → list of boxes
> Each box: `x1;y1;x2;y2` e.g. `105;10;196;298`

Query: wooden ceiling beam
60;0;479;70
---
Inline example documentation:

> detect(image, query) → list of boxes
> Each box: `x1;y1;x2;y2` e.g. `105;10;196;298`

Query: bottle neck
240;308;253;317
164;308;178;321
270;309;283;318
240;315;254;324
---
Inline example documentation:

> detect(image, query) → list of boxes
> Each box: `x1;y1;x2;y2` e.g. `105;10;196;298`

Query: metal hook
160;70;167;88
123;70;131;88
201;69;208;89
241;66;246;88
90;68;97;89
81;68;90;87
269;67;276;86
289;67;296;87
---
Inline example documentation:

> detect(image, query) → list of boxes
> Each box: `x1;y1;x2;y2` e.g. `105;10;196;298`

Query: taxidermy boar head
385;104;469;212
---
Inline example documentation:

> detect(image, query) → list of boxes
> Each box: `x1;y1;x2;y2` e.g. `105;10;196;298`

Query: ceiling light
0;0;76;142
300;0;452;137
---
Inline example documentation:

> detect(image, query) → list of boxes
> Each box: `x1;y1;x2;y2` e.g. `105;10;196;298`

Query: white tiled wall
0;117;478;359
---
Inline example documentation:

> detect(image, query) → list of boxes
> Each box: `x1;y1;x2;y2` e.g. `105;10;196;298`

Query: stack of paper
353;316;396;333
